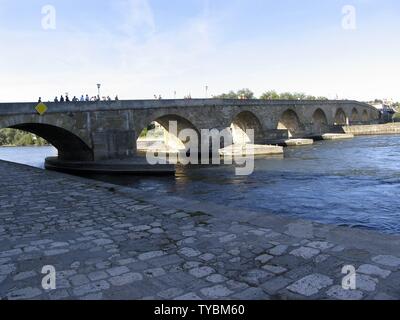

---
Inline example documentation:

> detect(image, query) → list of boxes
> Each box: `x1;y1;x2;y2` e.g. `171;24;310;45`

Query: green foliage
214;91;238;99
236;88;255;99
260;91;328;100
260;90;280;100
214;88;254;99
215;88;328;100
0;128;48;147
393;113;400;122
139;123;159;138
139;128;148;138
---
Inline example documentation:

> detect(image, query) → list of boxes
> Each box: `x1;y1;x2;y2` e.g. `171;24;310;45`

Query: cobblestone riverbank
0;160;400;300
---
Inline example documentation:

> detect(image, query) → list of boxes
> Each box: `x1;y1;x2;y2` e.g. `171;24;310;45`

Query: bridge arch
230;111;265;145
334;108;348;125
312;108;329;134
5;123;93;161
351;108;360;124
362;110;369;123
277;109;304;138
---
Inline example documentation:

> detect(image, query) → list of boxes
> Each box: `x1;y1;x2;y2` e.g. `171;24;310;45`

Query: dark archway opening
351;108;360;124
312;109;329;134
8;123;93;161
362;110;369;123
334;109;348;126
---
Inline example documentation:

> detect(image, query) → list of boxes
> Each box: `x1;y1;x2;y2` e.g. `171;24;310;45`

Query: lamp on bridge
97;83;101;99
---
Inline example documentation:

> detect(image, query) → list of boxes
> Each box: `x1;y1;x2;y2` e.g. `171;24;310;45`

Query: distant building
371;102;396;123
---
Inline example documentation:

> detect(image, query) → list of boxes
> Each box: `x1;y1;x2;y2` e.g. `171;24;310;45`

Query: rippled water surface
0;146;57;168
1;136;399;234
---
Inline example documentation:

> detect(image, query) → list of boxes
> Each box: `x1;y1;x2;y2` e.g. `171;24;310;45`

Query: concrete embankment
219;144;284;156
322;133;354;141
343;123;400;136
283;139;314;147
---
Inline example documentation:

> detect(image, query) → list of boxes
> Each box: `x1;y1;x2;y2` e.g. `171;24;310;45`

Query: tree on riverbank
213;88;255;99
260;91;328;100
213;89;327;100
0;129;48;147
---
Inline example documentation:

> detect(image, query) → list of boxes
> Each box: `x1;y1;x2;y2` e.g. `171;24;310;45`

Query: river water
1;135;399;234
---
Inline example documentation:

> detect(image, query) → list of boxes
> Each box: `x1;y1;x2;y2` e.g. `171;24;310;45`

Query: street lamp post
205;85;209;99
97;84;101;99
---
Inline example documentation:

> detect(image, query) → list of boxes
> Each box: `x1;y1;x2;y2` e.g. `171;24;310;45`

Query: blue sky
0;0;399;102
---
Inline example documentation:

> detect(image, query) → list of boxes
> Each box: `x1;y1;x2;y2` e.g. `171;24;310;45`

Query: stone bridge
0;99;379;162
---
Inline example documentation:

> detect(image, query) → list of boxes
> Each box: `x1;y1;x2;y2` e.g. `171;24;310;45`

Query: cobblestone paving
1;160;400;300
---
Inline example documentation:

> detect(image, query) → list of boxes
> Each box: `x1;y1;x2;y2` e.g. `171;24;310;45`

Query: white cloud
0;0;223;102
115;0;156;38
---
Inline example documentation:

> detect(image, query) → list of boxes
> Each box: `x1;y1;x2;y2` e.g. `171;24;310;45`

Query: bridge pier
91;130;137;161
263;129;289;144
49;128;176;174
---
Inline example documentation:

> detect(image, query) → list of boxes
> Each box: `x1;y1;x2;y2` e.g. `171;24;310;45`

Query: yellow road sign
35;102;48;115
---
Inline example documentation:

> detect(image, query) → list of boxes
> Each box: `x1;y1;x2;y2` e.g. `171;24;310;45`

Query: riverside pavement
0;160;400;300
